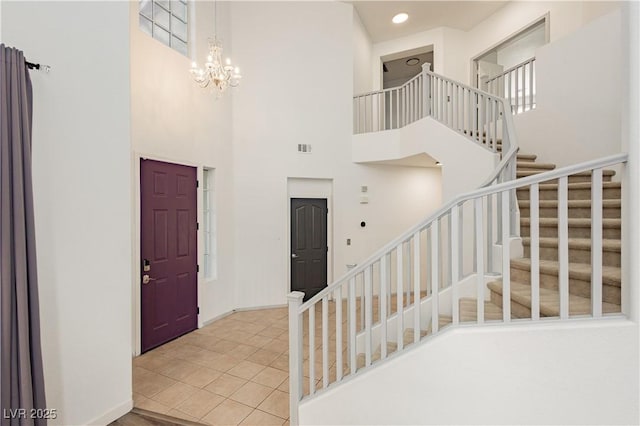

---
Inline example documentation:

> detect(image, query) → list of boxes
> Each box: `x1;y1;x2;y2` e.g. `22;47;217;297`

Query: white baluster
322;296;329;389
558;176;569;319
364;266;372;366
530;183;541;320
507;71;513;113
348;277;356;374
360;276;364;333
288;292;304;425
591;169;603;318
335;287;343;382
308;305;315;395
380;254;388;359
431;222;440;333
486;192;494;272
451;204;460;324
396;246;404;351
413;233;421;343
475;198;485;324
501;190;511;322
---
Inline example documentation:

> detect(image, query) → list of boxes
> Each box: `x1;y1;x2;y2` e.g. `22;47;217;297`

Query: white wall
353;10;373;95
230;2;442;309
461;1;621;85
300;320;639;425
352;118;496;203
369;1;622;89
129;1;236;329
621;1;640;323
1;2;132;425
513;9;622;167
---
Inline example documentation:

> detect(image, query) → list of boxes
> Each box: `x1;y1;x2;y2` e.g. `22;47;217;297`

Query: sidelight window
203;168;217;280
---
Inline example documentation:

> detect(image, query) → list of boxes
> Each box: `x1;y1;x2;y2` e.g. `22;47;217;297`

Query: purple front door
140;159;198;352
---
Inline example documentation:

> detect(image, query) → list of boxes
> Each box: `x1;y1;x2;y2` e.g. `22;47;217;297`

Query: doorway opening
381;45;434;89
472;14;549;90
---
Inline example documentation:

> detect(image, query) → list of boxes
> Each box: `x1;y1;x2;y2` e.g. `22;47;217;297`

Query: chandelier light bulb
188;38;242;95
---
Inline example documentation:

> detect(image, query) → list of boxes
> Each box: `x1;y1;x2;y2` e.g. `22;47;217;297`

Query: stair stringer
300;319;637;425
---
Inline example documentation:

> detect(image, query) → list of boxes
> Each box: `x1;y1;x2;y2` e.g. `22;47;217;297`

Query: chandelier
189;38;241;93
189;0;241;95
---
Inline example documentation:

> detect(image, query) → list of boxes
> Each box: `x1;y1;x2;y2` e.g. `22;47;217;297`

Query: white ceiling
351;1;509;43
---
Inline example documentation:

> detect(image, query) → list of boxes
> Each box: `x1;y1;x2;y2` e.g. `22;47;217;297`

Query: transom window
139;0;188;56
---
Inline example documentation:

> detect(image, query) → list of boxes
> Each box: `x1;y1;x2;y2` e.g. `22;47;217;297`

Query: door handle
142;274;157;285
291;253;299;259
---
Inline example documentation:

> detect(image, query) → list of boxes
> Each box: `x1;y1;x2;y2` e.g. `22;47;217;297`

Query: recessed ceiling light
392;13;409;24
406;58;420;66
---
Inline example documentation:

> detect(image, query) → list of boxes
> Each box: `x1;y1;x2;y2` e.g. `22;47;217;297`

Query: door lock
291;253;299;259
142;274;156;285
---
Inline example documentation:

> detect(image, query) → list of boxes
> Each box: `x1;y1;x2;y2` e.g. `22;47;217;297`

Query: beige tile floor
132;294;423;425
133;308;294;425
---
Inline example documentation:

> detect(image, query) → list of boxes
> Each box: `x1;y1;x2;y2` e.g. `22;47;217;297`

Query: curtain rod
25;60;51;73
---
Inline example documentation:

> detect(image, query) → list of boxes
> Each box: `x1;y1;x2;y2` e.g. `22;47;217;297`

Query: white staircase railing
288;71;527;425
354;64;507;155
288;152;627;424
484;57;536;115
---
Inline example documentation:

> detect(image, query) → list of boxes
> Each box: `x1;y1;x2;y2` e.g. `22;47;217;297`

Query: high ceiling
351;1;509;43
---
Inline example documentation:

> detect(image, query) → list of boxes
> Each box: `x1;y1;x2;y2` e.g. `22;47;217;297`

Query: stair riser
523;244;621;267
519;206;621;219
516;174;613;183
489;291;530;318
510;266;621;305
517;164;555;172
520;225;621;239
489;286;620;318
517;187;621;201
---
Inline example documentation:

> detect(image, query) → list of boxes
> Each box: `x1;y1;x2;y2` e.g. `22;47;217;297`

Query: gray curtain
0;44;47;426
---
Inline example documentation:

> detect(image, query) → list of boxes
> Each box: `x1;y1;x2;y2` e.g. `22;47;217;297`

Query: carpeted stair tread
487;280;620;316
517;181;621;191
517;153;537;161
510;257;621;287
518;199;621;209
516;169;616;179
521;237;621;252
520;217;621;228
517;162;556;171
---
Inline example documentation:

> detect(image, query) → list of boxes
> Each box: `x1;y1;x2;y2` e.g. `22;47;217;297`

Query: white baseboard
86;398;133;426
201;304;288;328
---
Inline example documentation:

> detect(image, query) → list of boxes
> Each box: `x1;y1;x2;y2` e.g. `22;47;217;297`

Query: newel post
288;291;305;426
422;62;432;117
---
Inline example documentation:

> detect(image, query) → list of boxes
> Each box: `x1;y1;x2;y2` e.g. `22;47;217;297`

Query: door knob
142;274;156;285
291;253;299;259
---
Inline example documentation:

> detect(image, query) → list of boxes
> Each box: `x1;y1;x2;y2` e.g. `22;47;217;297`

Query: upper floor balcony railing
353;64;507;156
483;57;536;115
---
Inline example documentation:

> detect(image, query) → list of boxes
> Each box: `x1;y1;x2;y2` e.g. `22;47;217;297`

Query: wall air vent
297;144;312;154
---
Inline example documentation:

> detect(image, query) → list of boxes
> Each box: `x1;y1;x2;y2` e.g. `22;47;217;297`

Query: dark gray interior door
290;198;328;301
